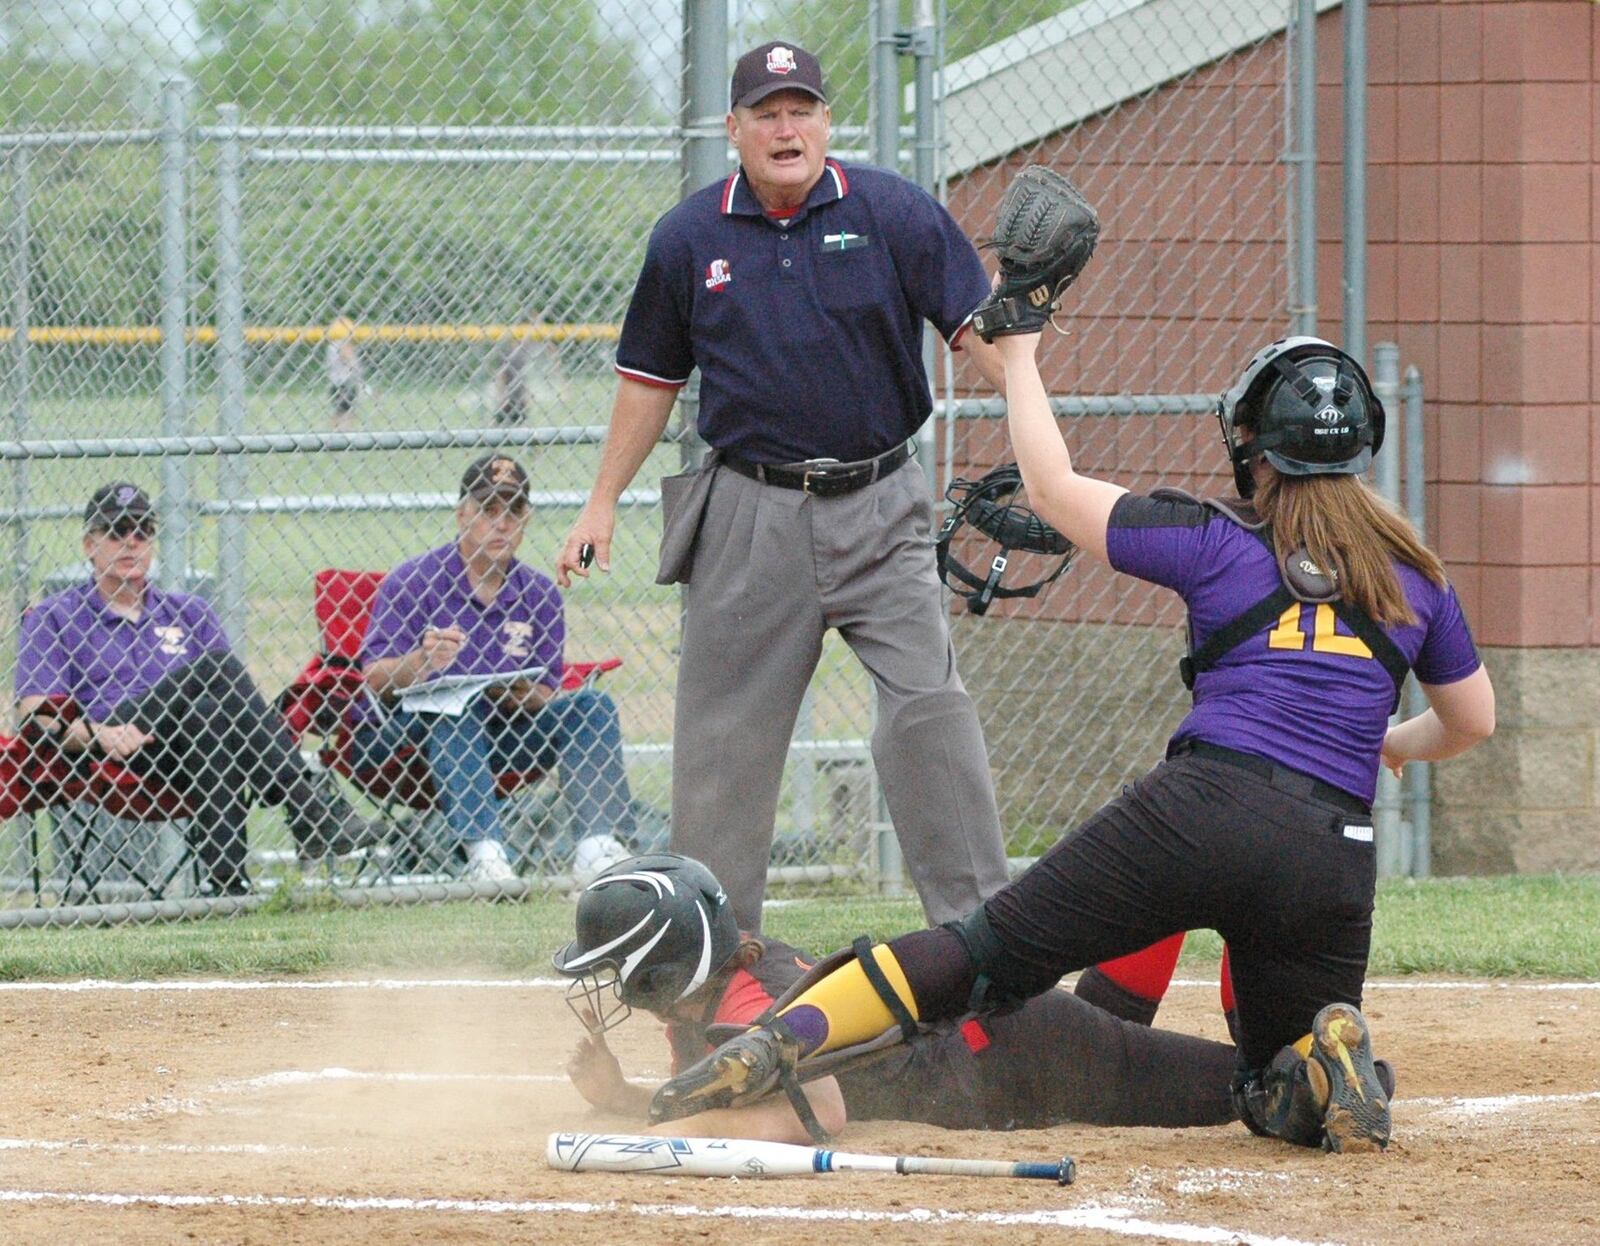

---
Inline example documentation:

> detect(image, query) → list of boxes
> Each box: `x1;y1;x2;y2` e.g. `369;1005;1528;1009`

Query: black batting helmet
1217;336;1385;498
935;463;1076;616
551;852;741;1033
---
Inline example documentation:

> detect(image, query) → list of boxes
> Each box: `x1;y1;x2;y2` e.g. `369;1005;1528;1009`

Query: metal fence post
1371;341;1405;875
870;0;902;175
1403;364;1431;876
1342;0;1367;367
678;0;725;471
158;79;193;590
1290;0;1318;336
908;2;941;496
868;0;911;898
8;147;32;635
215;104;249;650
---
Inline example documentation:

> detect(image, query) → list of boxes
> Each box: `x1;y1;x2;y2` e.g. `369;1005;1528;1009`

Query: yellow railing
0;322;620;346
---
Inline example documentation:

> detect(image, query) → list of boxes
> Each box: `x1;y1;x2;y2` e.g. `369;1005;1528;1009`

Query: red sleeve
661;968;776;1074
712;969;777;1027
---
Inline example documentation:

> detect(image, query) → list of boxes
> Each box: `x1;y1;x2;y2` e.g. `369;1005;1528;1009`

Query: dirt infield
2;970;1597;1245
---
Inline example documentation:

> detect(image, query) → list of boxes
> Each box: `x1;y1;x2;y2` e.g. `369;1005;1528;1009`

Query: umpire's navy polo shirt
615;160;990;464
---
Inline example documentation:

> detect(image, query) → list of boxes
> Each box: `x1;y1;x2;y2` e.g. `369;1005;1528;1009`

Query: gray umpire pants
670;460;1011;931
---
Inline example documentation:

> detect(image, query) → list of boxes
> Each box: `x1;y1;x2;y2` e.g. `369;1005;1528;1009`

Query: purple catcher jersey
1106;492;1480;805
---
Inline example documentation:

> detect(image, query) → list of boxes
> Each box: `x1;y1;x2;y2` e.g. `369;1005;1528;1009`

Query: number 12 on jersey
1267;603;1372;659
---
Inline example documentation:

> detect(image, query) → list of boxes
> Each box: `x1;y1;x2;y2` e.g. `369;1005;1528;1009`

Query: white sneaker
571;835;632;887
464;838;517;884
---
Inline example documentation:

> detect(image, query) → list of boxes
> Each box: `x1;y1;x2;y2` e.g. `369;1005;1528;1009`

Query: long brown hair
1252;471;1445;626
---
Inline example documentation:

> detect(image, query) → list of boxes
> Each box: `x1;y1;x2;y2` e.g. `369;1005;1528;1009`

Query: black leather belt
721;443;912;497
1169;738;1371;817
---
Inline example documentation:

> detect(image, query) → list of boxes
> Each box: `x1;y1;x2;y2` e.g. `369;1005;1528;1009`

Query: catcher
554;853;1240;1144
646;167;1494;1154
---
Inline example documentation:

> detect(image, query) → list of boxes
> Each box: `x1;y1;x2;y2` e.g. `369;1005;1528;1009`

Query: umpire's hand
556;502;613;588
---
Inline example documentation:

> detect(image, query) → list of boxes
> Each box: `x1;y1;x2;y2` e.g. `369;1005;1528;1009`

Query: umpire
556;40;1011;931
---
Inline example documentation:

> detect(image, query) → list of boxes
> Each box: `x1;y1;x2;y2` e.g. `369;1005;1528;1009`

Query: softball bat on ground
547;1132;1076;1184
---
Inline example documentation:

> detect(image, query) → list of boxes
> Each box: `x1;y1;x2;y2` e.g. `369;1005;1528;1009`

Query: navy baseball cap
83;482;154;531
460;454;530;505
730;41;828;110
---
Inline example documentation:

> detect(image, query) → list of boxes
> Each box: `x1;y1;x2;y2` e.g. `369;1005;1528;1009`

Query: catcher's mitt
971;166;1100;342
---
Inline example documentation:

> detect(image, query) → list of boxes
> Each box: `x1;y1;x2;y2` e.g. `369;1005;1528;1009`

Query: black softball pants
105;650;314;890
901;751;1377;1072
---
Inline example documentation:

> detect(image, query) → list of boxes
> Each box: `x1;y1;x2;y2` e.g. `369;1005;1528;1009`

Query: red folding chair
3;695;200;905
277;568;621;876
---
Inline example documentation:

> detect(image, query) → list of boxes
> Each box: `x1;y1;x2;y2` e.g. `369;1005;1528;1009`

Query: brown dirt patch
2;970;1597;1244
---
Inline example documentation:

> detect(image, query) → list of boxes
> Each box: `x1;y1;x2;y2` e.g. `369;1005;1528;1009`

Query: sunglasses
94;520;157;541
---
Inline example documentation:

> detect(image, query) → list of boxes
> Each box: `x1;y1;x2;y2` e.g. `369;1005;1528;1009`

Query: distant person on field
327;316;363;432
491;336;534;427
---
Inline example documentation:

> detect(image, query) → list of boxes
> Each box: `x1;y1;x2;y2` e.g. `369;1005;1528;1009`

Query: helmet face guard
561;964;634;1036
1217;336;1385;498
936;463;1077;616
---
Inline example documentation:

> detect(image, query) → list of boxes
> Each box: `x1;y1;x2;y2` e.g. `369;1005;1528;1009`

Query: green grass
2;875;1597;982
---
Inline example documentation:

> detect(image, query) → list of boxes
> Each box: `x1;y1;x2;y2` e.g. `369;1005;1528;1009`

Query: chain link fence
1;0;1308;927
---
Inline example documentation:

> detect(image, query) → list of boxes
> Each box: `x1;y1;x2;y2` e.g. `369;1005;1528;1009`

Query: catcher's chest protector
1153;488;1409;712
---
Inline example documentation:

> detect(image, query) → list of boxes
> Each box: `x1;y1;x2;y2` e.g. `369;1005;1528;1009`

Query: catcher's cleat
648;1028;798;1122
1308;1002;1391;1153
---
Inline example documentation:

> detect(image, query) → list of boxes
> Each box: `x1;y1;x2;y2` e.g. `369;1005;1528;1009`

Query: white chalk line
1405;1088;1600;1118
0;1187;1336;1245
0;1137;324;1157
0;977;557;993
104;1067;586;1122
99;1064;1596;1131
3;974;1597;994
225;1068;573;1091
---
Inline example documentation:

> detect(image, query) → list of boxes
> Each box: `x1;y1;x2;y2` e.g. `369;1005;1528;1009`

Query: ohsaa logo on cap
766;46;798;75
704;258;732;291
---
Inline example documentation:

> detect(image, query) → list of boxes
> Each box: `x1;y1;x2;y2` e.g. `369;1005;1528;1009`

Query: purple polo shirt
15;580;230;722
615;160;991;464
1106;492;1481;804
358;543;564;719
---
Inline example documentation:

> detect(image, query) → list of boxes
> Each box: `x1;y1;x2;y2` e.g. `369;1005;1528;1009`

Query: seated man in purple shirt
353;455;636;885
15;483;379;896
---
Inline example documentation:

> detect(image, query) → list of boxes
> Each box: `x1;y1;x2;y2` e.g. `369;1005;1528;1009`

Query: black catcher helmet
936;463;1076;616
1217;336;1385;498
551;852;741;1033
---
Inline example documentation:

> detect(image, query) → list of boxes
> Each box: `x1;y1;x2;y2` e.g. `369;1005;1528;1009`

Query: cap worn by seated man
460;453;531;506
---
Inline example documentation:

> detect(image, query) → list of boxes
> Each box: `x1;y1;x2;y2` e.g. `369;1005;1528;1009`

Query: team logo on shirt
704;259;732;291
766;46;798;75
154;625;186;656
502;620;534;658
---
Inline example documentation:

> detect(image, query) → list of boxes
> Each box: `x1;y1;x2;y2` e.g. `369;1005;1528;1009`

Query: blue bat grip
1013;1158;1076;1185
